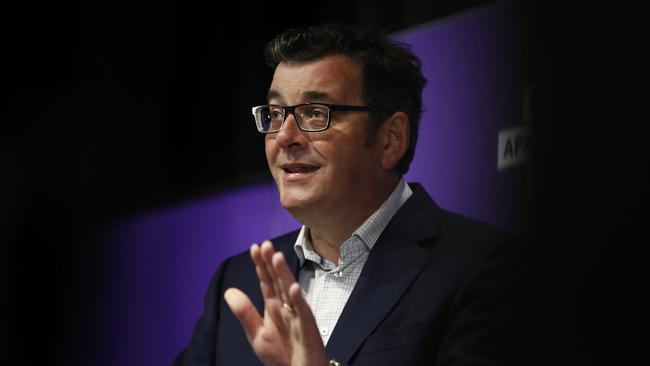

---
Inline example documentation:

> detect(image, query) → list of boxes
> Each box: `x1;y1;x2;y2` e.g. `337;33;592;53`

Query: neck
303;176;401;263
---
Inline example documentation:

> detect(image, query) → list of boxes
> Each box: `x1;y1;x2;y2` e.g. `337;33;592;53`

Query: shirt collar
293;178;413;267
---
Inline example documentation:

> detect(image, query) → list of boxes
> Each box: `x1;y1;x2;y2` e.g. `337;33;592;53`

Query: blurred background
3;0;642;365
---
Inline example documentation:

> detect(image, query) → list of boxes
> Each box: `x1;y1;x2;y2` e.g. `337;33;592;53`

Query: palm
247;308;291;365
224;241;329;366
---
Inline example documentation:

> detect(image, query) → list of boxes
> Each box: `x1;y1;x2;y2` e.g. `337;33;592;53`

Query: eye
269;107;284;120
310;108;327;119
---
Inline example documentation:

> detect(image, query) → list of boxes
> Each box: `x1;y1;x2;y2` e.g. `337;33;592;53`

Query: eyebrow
267;90;333;104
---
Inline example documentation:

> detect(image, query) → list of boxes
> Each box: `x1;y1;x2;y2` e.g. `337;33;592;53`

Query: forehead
268;55;363;104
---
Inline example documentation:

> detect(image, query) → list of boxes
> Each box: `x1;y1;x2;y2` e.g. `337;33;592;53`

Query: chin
280;195;309;211
279;190;318;215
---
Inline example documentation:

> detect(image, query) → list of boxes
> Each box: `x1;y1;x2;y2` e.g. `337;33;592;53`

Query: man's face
265;55;386;223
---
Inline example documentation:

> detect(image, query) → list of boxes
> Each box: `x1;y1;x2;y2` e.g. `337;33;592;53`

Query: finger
272;251;298;304
224;288;264;342
288;282;314;324
288;282;322;346
260;241;287;303
257;241;291;336
251;243;275;298
271;252;299;327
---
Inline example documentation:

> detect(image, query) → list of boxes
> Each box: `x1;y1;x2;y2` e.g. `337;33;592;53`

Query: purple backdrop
88;2;526;365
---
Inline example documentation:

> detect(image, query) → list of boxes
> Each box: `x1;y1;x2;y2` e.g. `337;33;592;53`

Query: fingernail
224;288;235;303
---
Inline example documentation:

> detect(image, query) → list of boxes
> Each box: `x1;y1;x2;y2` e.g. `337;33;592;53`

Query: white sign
498;125;532;170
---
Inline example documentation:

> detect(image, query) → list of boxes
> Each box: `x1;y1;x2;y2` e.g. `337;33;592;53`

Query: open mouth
281;163;320;174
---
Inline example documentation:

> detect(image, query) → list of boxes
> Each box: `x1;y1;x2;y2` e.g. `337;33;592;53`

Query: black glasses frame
251;103;370;133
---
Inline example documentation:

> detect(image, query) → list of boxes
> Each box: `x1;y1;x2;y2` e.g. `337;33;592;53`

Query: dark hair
264;23;427;174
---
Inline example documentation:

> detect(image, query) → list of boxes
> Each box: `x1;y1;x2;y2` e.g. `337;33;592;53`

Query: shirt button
320;327;329;336
334;271;343;278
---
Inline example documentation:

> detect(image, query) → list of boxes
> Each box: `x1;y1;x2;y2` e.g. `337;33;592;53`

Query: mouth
280;163;320;178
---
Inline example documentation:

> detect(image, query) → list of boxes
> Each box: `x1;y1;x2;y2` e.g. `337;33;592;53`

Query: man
175;23;531;365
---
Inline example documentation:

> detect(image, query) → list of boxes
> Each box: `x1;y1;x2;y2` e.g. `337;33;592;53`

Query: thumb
224;288;264;341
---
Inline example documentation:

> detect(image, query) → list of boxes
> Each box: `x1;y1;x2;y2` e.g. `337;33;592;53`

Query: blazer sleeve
173;257;231;366
436;239;535;366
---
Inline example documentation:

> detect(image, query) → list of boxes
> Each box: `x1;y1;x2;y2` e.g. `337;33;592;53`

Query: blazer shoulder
220;228;301;273
440;210;514;242
270;229;301;249
434;210;526;265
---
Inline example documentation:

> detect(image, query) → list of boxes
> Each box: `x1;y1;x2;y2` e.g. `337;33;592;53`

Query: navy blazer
175;183;533;365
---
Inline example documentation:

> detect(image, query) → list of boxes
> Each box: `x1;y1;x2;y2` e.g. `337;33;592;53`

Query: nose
274;112;309;150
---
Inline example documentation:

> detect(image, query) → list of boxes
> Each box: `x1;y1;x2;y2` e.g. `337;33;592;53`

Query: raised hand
224;240;329;366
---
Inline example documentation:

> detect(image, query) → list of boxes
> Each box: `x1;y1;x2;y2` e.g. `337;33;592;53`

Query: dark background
2;0;641;365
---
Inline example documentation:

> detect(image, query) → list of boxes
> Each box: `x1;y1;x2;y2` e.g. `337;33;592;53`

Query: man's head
264;23;426;175
259;24;426;230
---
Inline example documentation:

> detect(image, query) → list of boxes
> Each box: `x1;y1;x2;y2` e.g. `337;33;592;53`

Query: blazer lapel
325;184;441;362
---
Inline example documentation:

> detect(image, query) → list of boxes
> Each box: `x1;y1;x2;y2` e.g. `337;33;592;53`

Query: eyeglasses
251;103;370;133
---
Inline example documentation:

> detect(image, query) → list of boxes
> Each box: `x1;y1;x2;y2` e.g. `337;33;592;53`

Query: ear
379;111;410;171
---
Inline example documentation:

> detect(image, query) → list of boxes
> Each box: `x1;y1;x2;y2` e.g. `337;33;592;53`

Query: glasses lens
256;106;285;132
295;104;329;131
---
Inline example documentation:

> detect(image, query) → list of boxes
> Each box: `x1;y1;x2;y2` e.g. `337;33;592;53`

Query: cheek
341;144;381;180
265;138;277;164
316;140;361;176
